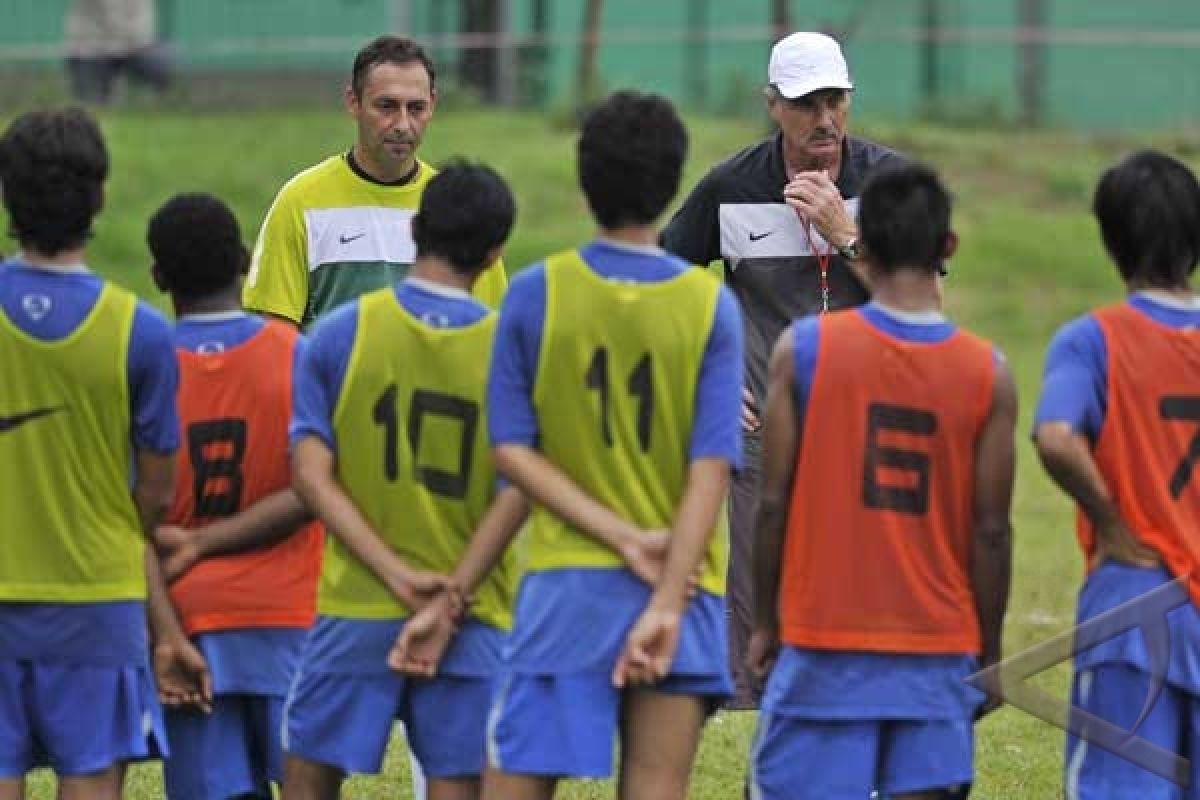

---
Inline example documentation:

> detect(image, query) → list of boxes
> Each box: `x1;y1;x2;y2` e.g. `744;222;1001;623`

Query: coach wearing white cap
662;31;904;709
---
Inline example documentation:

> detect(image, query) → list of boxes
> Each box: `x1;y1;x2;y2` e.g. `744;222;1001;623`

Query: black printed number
187;418;247;518
1160;396;1200;498
862;403;937;515
373;384;478;499
585;347;654;451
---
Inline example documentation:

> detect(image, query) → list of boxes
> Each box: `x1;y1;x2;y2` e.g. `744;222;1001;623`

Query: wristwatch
835;237;861;261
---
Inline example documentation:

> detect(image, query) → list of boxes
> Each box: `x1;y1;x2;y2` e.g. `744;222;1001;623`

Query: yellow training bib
321;288;515;627
528;249;729;595
0;284;146;602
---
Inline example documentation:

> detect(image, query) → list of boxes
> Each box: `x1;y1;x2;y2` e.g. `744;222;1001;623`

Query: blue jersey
174;310;306;376
174;311;264;353
487;239;744;467
1034;292;1200;440
291;278;491;453
768;302;990;721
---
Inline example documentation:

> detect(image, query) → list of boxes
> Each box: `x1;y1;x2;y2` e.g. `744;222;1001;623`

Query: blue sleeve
292;332;307;380
127;303;180;454
289;305;358;453
791;316;821;428
1033;314;1107;441
487;265;546;448
688;286;744;467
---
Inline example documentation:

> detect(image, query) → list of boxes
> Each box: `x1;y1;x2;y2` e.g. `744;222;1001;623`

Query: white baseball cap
768;32;854;99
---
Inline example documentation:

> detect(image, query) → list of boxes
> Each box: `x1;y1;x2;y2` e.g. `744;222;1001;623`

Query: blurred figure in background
65;0;174;105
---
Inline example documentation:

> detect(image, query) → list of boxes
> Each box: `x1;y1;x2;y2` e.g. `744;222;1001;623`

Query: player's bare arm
748;330;798;679
133;449;175;536
614;456;730;687
1033;421;1160;568
969;358;1018;715
155;488;312;582
389;486;528;677
292;435;448;608
493;443;672;585
147;550;213;714
135;448;213;712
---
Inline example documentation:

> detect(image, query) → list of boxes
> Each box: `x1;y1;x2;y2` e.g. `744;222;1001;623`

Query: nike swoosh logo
0;406;65;433
748;231;773;242
339;232;366;245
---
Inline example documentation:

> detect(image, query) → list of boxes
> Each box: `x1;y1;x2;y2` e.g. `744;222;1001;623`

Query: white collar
404;276;472;300
178;310;249;322
13;254;90;275
1135;290;1200;311
594;236;666;257
870;301;947;325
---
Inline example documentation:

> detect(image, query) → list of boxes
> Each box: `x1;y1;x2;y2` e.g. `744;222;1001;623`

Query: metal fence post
390;0;413;33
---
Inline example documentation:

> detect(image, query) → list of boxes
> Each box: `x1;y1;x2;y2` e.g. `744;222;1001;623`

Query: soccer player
0;108;204;798
483;90;743;800
146;192;323;800
1033;151;1200;798
282;161;522;800
243;35;507;329
748;163;1016;800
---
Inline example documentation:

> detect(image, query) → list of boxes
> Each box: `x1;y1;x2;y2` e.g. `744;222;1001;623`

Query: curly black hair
412;159;515;274
148;193;248;299
859;162;952;274
577;90;689;229
0;108;108;256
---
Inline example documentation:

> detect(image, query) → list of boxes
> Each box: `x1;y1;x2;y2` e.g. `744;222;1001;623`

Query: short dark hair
148;193;248;300
0;107;108;256
351;36;436;97
411;160;515;275
578;90;689;229
1093;150;1200;288
859;162;952;274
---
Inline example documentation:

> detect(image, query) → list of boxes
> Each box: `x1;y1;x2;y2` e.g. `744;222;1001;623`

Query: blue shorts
163;695;284;800
750;713;973;799
0;659;167;778
160;628;305;798
486;669;726;779
283;616;503;778
1066;663;1200;800
486;568;731;778
751;646;979;799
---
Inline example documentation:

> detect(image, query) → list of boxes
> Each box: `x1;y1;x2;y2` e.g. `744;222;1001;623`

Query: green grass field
9;105;1192;798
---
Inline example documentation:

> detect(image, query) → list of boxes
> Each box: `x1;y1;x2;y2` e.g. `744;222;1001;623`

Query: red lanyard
800;217;834;313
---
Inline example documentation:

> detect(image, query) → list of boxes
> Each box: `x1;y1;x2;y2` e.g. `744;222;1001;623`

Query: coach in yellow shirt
243;35;507;329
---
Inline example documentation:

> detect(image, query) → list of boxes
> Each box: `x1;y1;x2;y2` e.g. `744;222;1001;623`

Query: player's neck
597;224;659;248
869;268;941;313
173;286;243;318
410;256;474;294
1126;278;1196;300
21;245;87;269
